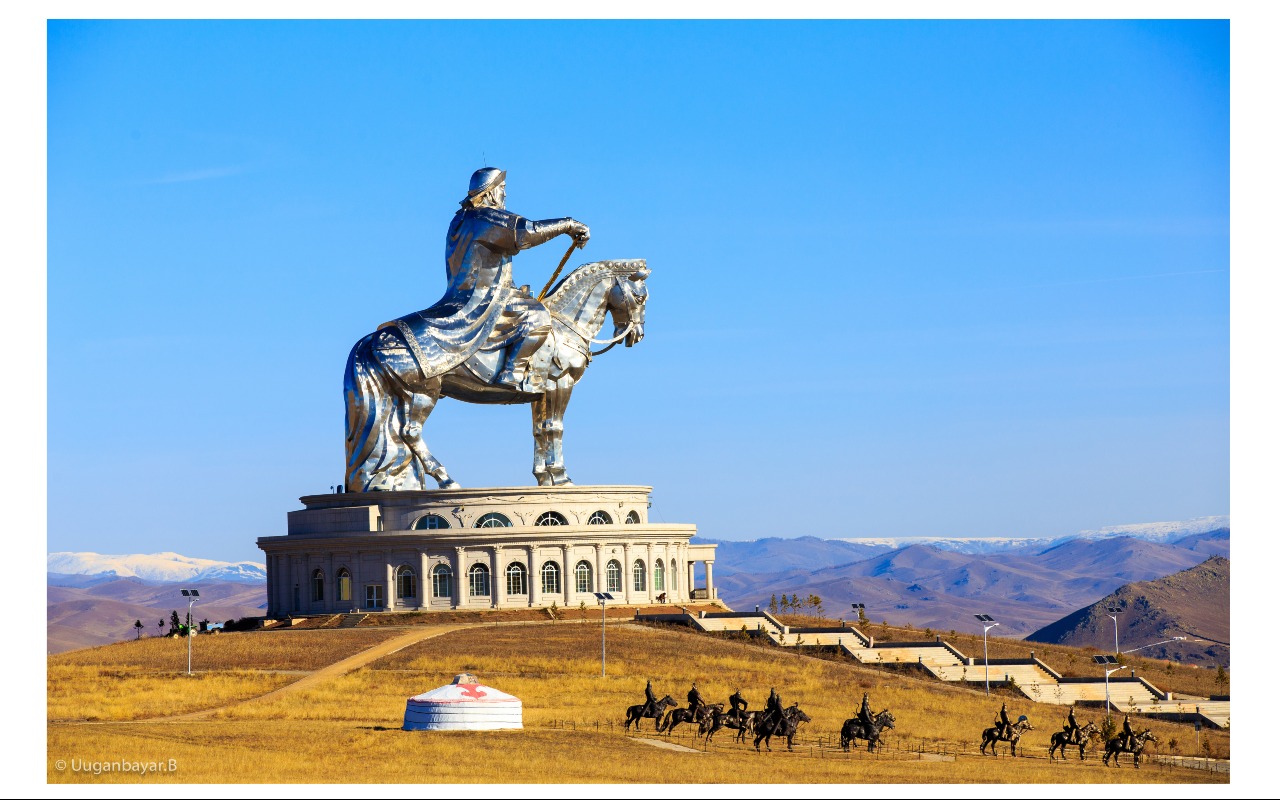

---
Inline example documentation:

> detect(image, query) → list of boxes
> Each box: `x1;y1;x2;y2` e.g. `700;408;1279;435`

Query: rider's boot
494;332;548;392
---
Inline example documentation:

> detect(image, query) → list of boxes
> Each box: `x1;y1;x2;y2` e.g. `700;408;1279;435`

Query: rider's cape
380;206;544;381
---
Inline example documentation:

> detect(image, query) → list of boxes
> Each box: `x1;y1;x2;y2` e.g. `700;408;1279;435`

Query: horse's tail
344;332;421;491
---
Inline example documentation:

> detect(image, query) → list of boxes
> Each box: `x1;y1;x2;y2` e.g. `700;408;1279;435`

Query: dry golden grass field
47;619;1228;785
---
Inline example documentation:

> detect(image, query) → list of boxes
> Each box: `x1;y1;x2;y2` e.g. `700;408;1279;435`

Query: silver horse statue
344;258;648;490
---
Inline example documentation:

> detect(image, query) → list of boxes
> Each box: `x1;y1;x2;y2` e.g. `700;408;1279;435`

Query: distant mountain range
47;551;266;583
1027;555;1230;666
702;520;1229;639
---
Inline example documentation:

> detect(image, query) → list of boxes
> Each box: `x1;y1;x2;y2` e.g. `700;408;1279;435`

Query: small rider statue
996;702;1013;739
728;688;748;720
1063;705;1082;744
857;692;875;730
763;686;783;733
642;679;658;719
1121;713;1136;750
687;681;705;716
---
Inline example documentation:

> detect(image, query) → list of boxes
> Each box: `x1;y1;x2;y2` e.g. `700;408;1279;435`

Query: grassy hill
1026;556;1229;667
48;615;1227;784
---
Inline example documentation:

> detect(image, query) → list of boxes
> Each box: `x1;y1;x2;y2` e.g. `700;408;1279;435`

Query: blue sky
46;20;1231;563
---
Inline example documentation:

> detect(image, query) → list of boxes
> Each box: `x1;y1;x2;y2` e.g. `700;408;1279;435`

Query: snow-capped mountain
47;551;266;583
835;515;1228;554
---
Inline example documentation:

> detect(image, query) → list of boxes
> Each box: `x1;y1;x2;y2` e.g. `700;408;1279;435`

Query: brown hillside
1026;556;1229;667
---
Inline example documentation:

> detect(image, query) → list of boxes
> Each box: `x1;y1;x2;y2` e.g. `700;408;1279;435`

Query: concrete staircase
336;613;367;628
634;608;1229;730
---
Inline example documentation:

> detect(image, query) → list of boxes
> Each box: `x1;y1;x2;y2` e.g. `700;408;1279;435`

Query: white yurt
403;673;523;731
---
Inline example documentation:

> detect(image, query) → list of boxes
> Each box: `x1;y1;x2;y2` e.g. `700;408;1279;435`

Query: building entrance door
365;584;384;610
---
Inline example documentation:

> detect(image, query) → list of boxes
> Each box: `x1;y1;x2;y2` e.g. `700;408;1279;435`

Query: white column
688;558;696;599
594;543;604;594
528;545;540;607
386;559;396;611
561;544;571;604
623;543;633;605
706;561;715;600
454;546;465;609
492;546;504;609
420;551;430;609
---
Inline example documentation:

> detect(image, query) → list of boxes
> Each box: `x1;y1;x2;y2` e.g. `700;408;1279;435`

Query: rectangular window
654;565;664;591
507;567;527;596
397;572;417;600
633;565;645;593
469;569;490;597
575;567;591;594
541;565;560;595
432;570;452;599
338;574;352;602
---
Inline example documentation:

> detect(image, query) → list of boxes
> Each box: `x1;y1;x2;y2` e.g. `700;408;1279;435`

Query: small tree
1215;665;1228;691
1099;715;1118;743
806;593;824;618
769;594;779;614
549;600;558;621
858;607;869;625
579;600;588;623
789;593;799;610
169;610;182;634
133;620;143;640
157;620;165;636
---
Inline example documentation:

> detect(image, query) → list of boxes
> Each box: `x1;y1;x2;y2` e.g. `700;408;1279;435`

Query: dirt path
58;624;473;725
629;737;701;753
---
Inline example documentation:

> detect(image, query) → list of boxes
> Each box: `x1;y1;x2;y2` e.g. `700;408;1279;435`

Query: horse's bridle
548;275;643;357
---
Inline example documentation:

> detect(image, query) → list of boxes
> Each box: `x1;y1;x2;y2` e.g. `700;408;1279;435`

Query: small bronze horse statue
705;708;757;744
1049;720;1100;762
754;704;811;752
624;695;677;732
660;703;722;736
840;709;895;752
980;717;1034;756
1103;729;1158;768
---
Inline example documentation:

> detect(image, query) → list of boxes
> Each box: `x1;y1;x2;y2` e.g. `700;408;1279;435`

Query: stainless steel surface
345;169;647;491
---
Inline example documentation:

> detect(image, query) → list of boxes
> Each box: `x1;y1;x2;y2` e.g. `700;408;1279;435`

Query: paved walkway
629;737;701;753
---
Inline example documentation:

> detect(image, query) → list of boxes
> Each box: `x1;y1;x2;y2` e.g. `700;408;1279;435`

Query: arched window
535;511;568;526
588;510;612;525
670;559;678;591
606;560;623;593
506;562;528;596
474;513;512;528
653;560;665;591
432;564;453;599
414;514;451;530
541;561;561;595
396;565;417;600
632;559;646;593
625;510;641;524
312;569;325;602
469;563;491;597
574;561;593;594
337;568;352;602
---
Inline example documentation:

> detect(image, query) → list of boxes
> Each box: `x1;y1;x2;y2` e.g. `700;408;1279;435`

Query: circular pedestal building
257;485;716;617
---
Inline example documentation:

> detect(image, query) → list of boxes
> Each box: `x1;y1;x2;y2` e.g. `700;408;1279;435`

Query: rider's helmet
466;167;506;199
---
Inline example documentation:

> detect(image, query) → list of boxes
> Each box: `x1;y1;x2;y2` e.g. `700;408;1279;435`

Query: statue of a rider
1120;713;1136;751
728;688;748;720
995;702;1012;739
857;692;875;730
1063;705;1082;744
382;167;589;394
642;679;658;718
687;682;704;716
762;686;783;734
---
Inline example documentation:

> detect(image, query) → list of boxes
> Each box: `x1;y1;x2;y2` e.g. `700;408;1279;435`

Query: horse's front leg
403;381;458;489
542;376;576;486
530;394;552;487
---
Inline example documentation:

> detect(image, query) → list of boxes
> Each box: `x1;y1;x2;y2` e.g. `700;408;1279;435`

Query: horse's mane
543;259;645;316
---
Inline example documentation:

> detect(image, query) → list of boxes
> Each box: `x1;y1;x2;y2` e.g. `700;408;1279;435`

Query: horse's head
790;706;812;724
606;265;649;347
659;694;676;706
878;711;896;728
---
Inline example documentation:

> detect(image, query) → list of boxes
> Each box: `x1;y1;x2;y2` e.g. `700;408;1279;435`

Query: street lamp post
181;589;200;676
850;602;864;624
975;614;999;695
1121;636;1187;655
593;592;614;678
1094;654;1122;720
1106;605;1122;654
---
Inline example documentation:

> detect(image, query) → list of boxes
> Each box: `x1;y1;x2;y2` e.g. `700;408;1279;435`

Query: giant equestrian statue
344;168;649;491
